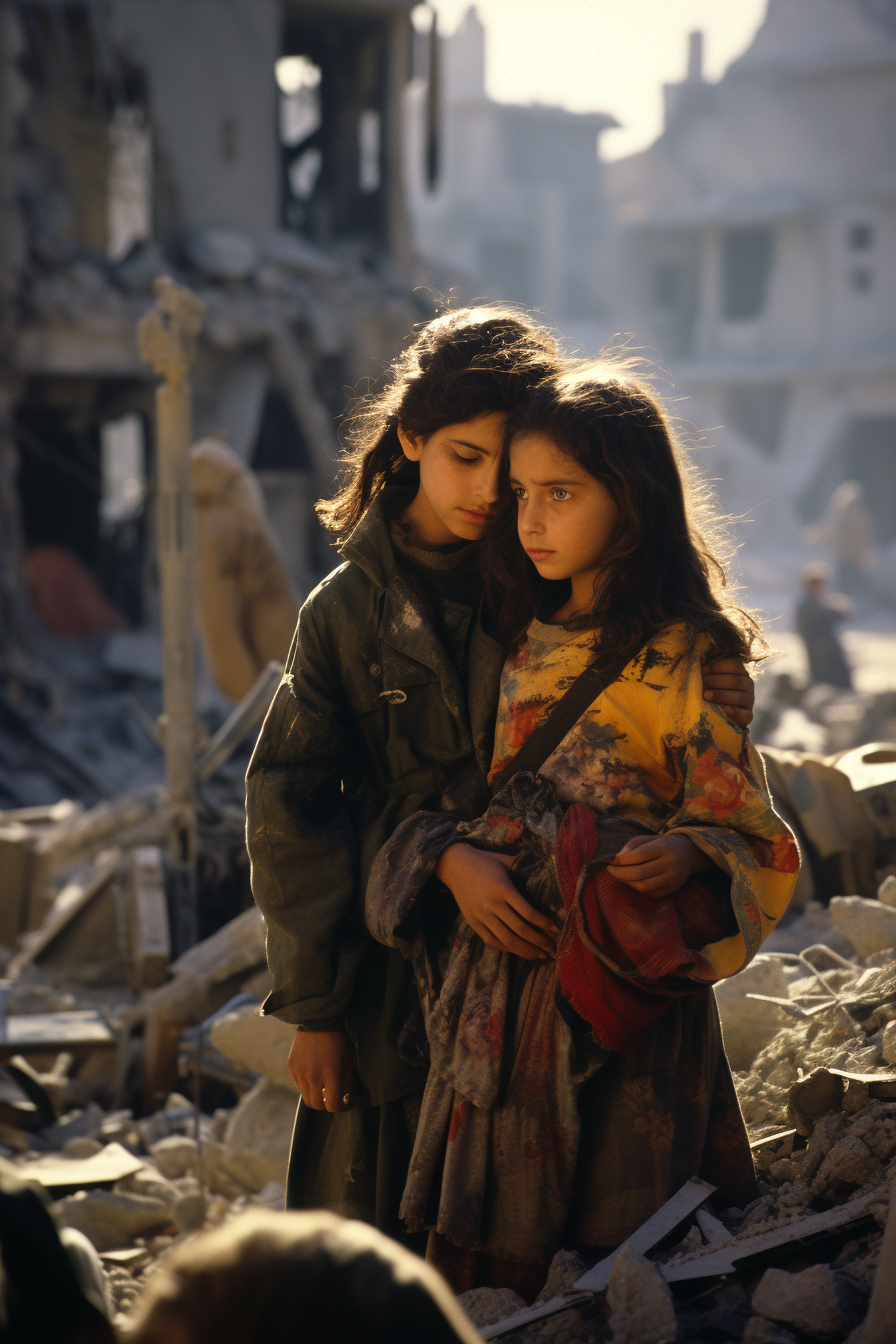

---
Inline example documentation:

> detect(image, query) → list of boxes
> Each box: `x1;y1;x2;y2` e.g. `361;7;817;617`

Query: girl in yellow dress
366;364;799;1295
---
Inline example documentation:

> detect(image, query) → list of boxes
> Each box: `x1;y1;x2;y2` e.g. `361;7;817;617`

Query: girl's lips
459;508;493;524
526;548;554;561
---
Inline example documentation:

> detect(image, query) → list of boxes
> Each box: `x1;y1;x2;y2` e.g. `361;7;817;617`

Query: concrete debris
742;1321;800;1344
55;1187;172;1253
148;1134;198;1180
752;1263;865;1342
209;1002;296;1090
457;1288;528;1330
830;896;896;958
220;1077;296;1191
605;1246;676;1344
715;955;793;1071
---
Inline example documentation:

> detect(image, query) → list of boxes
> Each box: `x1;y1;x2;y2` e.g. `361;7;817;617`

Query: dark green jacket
246;497;504;1105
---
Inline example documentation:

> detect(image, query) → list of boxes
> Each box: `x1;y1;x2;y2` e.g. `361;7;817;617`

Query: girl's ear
397;425;424;462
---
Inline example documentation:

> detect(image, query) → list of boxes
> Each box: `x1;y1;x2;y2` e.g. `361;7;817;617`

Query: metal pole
138;277;206;953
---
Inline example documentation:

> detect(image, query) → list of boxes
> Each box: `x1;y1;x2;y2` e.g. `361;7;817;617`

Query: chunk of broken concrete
788;1067;845;1136
877;875;896;908
456;1287;527;1329
606;1245;676;1344
752;1263;864;1342
714;955;791;1072
149;1133;198;1180
55;1188;171;1252
220;1078;295;1190
811;1133;882;1197
830;896;896;958
209;1005;296;1090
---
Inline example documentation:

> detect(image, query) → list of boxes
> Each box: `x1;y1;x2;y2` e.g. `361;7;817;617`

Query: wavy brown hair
317;306;562;535
482;361;766;667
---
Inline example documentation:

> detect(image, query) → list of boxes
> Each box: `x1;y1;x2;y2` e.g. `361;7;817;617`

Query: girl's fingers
614;834;656;856
607;861;669;883
492;920;548;959
612;840;665;864
497;906;556;953
503;887;559;934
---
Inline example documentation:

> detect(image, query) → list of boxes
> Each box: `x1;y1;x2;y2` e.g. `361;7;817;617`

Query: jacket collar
340;490;503;760
338;490;404;593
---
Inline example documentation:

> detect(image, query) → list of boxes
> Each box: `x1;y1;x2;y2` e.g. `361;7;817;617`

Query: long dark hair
482;361;766;666
317;306;562;535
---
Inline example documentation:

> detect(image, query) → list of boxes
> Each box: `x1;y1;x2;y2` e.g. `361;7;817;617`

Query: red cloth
25;546;126;639
554;805;730;1052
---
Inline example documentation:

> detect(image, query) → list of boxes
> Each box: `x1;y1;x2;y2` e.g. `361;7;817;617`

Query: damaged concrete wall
109;0;281;237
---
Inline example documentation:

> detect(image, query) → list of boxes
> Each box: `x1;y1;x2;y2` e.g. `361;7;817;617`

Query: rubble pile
459;893;896;1344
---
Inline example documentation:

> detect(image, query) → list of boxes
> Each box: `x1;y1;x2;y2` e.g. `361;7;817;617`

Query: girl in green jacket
245;307;754;1240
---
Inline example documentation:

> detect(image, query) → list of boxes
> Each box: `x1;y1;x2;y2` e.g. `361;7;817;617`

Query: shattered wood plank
479;1177;716;1340
130;846;170;990
662;1191;882;1283
0;1009;115;1059
7;848;121;976
17;1141;144;1190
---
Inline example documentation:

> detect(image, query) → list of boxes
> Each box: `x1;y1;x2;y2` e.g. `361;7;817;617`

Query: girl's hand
702;656;754;729
606;833;712;898
288;1029;354;1112
435;842;559;960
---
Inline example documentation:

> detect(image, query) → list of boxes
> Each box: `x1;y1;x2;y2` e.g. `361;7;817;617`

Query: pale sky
425;1;769;160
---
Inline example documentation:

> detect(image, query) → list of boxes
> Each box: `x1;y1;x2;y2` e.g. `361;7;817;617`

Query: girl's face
398;413;506;545
509;431;619;594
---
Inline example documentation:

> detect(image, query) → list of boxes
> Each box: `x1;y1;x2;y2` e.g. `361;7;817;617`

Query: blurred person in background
795;561;853;690
802;481;876;605
126;1209;483;1344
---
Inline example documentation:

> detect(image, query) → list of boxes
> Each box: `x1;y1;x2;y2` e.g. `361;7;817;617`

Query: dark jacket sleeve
246;591;365;1028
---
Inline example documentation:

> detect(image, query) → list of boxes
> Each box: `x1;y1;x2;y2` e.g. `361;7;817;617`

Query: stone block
811;1134;881;1197
714;955;791;1072
830;896;896;958
149;1133;199;1179
209;1005;296;1090
752;1264;863;1342
56;1188;171;1252
606;1245;676;1344
219;1078;295;1191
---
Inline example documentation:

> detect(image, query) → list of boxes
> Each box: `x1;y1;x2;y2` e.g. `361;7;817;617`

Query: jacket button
370;663;382;676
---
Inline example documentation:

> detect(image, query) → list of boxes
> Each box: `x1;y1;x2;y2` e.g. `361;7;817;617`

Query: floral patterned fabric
365;619;798;1267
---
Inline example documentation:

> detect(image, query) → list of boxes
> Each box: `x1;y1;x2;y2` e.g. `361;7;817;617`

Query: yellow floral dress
489;619;798;974
367;618;799;1272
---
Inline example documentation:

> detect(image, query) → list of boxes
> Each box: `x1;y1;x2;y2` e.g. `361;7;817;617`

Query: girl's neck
549;568;603;624
398;492;459;550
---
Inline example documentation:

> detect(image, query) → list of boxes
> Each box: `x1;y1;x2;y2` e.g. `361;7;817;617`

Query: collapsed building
607;0;896;612
0;0;424;652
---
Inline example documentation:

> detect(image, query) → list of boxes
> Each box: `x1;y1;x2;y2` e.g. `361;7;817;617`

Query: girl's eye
552;488;571;501
513;487;526;500
454;452;479;464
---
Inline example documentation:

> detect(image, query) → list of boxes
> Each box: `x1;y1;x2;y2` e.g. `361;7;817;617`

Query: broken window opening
847;221;874;251
107;105;152;261
358;108;381;193
276;54;322;148
100;414;145;527
721;227;774;321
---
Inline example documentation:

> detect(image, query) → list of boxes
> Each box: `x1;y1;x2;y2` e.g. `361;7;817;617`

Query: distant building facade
405;6;617;327
608;0;896;593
